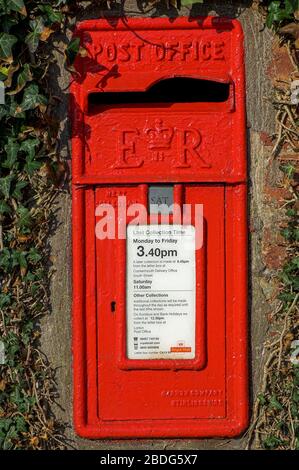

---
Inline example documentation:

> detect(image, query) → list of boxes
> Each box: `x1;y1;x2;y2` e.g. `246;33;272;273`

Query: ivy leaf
285;0;298;15
27;248;42;264
15;416;27;434
25;18;44;54
263;435;283;449
0;65;9;81
4;62;20;88
24;158;42;175
0;200;11;215
20;138;39;159
12;180;27;200
19;84;47;112
0;33;17;61
0;293;11;308
266;0;296;27
8;64;32;95
0;175;13;199
20;138;41;174
66;38;80;65
0;248;11;271
39;4;63;24
269;395;283;411
8;0;27;16
8;96;25;118
17;206;32;230
1;16;19;34
0;102;9;121
257;393;267;405
11;250;27;269
3;137;19;169
266;2;282;28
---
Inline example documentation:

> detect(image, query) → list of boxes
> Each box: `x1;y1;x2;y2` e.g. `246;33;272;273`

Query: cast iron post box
71;17;247;438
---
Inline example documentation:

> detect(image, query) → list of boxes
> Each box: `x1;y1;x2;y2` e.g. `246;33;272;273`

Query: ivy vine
0;0;68;450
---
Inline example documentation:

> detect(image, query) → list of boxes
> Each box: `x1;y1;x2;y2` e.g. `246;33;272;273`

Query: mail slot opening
88;77;230;111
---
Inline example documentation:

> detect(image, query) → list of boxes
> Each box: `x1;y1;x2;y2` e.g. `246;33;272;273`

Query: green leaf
278;292;297;303
24;158;42;175
0;65;9;81
0;16;19;34
11;250;27;269
0;248;11;271
8;63;32;95
0;175;13;199
20;138;39;159
3;137;19;169
7;0;27;16
269;395;283;411
19;84;47;112
0;199;11;215
27;247;42;264
0;293;11;308
17;206;32;230
0;103;9;121
285;0;298;15
25;19;44;54
12;180;27;200
293;389;299;403
39;4;62;24
280;163;295;178
257;393;267;405
21;138;42;175
15;416;27;433
66;38;80;65
266;0;296;27
263;435;283;449
266;11;275;28
0;33;17;60
286;208;297;217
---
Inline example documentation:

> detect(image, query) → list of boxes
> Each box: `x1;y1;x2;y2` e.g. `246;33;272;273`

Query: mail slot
71;17;248;439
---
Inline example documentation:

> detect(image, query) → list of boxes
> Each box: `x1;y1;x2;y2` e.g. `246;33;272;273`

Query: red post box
71;17;247;439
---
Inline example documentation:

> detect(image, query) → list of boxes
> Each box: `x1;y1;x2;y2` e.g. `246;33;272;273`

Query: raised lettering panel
85;112;231;180
81;31;230;78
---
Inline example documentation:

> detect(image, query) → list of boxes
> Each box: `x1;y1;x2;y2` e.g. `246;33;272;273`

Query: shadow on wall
74;0;254;21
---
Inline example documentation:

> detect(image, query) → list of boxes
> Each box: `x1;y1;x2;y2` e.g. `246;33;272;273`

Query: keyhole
111;301;116;313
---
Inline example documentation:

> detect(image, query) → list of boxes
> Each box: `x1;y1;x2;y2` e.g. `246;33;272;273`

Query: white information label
126;225;196;360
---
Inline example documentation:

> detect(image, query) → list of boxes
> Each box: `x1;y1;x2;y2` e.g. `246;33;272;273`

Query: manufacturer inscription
171;399;223;408
161;389;224;408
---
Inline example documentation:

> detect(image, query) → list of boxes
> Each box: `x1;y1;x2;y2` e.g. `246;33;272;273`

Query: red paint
71;17;248;438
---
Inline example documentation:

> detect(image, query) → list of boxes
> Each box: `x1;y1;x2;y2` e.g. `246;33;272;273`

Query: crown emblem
145;119;174;161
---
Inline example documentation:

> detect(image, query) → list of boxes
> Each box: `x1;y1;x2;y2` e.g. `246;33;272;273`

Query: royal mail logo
170;340;192;353
114;119;211;169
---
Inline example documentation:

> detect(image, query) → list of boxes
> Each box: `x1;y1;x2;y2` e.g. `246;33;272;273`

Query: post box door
95;184;225;421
